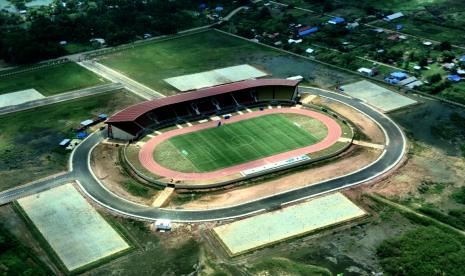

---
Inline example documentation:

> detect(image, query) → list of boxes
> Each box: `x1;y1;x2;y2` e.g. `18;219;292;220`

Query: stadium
106;79;353;188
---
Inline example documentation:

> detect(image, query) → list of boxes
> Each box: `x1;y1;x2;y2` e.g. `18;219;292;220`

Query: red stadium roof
107;79;299;123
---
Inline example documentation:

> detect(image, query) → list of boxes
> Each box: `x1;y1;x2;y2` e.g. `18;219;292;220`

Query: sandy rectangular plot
0;88;45;108
213;193;366;256
341;80;417;112
164;64;268;91
17;183;129;271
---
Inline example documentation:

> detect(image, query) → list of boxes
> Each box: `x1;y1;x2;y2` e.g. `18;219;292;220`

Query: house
423;41;433;46
413;65;422;70
372;28;385;34
457;69;465;75
396;24;403;30
459;56;465;64
384;12;404;21
405;80;424;89
346;22;360;29
298;26;318;37
399;35;408;40
90;38;106;46
80;119;94;127
59;41;67;46
387;34;400;41
274;41;282;46
443;63;455;70
447;75;461;82
399;76;418;86
288;39;302;44
328;17;345;25
357;67;376;77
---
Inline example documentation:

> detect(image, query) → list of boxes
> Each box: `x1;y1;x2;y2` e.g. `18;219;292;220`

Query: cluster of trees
0;0;244;65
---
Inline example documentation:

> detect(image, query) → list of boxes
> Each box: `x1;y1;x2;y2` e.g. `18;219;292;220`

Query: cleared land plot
0;89;44;108
100;30;359;95
341;80;417;112
164;64;268;91
0;62;107;96
154;113;327;172
17;183;130;271
0;90;142;191
213;192;367;256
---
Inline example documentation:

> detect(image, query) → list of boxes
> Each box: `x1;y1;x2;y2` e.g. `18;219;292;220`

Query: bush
452;187;465;204
377;226;465;276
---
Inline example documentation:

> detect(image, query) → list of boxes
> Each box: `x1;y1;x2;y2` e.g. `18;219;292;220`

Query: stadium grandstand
106;79;300;140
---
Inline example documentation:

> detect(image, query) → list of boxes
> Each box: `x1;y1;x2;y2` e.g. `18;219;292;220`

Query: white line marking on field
198;119;209;123
210;116;221;121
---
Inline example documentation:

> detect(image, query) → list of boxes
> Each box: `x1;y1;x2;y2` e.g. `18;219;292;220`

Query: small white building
155;219;172;231
423;41;433;46
357;67;375;76
286;75;304;81
305;48;315;54
384;12;404;21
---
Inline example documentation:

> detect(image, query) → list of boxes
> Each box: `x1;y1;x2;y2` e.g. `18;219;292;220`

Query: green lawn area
154;113;327;172
100;31;279;94
100;30;359;94
0;90;142;191
0;62;108;96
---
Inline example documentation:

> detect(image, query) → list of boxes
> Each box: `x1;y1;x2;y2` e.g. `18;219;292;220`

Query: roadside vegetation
0;224;50;275
0;91;141;191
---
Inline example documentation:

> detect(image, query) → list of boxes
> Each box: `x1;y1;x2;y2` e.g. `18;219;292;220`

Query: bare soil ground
91;144;158;205
311;96;385;144
170;146;381;209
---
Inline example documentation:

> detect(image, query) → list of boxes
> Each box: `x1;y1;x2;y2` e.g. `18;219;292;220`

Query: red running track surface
139;108;342;181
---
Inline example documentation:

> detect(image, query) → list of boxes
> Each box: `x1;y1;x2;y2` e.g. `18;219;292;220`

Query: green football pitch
153;114;328;173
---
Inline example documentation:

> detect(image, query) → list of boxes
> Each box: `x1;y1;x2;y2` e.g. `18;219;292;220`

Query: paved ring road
70;88;406;222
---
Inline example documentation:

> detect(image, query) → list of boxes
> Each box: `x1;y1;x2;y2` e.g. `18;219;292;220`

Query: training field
153;113;327;173
164;64;268;91
213;192;367;256
16;183;130;271
341;80;417;112
0;88;44;108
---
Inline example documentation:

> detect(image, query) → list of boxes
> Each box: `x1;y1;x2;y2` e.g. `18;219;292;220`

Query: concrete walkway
78;61;164;100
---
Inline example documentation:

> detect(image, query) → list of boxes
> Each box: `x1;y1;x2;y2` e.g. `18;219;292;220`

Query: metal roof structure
107;79;300;123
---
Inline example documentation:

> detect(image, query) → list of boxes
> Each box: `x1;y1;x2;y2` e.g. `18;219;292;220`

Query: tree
439;41;452;51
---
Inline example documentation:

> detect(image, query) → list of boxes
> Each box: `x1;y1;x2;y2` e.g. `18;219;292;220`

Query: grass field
154;113;327;172
100;30;359;94
0;62;108;96
0;90;142;191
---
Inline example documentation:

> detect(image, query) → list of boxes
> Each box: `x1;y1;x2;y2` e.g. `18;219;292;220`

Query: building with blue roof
447;75;461;82
298;26;319;37
390;72;408;80
328;17;345;25
459;56;465;62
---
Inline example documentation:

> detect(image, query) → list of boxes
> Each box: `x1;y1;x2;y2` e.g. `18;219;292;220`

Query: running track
139;108;342;180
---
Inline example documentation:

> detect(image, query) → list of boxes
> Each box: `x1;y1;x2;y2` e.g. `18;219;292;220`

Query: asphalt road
67;88;405;222
0;83;123;115
0;88;405;221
